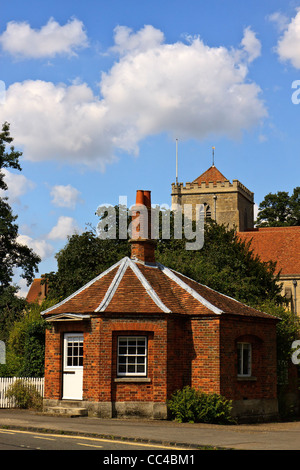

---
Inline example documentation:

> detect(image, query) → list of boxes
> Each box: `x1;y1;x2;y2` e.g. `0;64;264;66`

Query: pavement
0;409;300;450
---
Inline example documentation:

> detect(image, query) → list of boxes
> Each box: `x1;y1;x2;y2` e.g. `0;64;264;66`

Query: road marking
0;430;15;435
33;436;56;441
77;442;103;448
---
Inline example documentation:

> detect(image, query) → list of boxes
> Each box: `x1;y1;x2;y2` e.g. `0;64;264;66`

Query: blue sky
1;0;300;296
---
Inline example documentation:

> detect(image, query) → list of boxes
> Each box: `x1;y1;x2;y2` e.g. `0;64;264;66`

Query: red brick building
41;190;279;422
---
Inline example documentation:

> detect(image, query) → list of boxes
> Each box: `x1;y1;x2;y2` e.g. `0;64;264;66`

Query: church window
205;205;211;219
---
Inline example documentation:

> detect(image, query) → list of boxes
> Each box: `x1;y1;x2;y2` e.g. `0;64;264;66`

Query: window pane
237;343;251;376
65;334;83;368
117;336;147;376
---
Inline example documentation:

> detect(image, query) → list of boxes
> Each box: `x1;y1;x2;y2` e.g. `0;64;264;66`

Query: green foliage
6;379;43;410
156;219;283;307
168;386;235;424
45;210;283;308
258;300;300;363
45;229;130;300
0;286;27;343
0;299;55;377
256;187;300;227
0;122;40;293
20;321;46;377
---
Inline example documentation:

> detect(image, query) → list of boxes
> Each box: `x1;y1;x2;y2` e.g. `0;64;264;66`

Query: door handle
63;371;75;374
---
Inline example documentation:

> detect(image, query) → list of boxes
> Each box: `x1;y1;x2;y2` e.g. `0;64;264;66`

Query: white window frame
237;342;252;377
63;333;84;370
117;336;147;377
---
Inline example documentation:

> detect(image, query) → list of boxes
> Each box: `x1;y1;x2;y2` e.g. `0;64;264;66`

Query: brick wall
219;317;277;400
44;314;277;408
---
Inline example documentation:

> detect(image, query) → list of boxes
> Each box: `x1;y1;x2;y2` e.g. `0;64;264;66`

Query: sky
0;0;300;297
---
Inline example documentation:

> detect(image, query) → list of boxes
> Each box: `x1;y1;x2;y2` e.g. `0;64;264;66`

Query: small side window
237;342;252;377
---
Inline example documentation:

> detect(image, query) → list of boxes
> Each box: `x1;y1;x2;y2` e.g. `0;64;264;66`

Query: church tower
171;164;254;231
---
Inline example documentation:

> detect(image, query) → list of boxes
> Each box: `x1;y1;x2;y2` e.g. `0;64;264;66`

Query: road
0;428;195;452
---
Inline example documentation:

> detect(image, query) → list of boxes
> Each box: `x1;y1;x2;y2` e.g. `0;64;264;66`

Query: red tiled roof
193;165;228;185
237;226;300;276
26;278;47;304
41;257;276;321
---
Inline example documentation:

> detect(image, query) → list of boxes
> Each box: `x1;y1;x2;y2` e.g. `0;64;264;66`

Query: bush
168;386;235;424
6;379;43;411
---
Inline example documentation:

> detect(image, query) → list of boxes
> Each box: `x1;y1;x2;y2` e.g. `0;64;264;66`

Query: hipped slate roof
41;256;276;321
238;226;300;276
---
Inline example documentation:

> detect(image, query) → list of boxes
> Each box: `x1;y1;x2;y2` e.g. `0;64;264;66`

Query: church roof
41;256;276;321
193;165;228;185
238;226;300;277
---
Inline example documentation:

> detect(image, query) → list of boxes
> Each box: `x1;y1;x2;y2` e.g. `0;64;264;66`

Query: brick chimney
130;190;156;264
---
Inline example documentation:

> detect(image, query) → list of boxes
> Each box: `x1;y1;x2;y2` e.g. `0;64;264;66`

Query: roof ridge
157;263;223;315
95;257;172;313
40;257;127;316
129;260;172;313
95;257;130;312
166;267;279;319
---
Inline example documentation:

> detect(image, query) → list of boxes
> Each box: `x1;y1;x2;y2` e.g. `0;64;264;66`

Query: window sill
237;376;257;382
114;377;151;383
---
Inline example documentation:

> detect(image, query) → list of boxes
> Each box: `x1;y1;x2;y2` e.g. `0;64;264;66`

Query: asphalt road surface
0;428;194;452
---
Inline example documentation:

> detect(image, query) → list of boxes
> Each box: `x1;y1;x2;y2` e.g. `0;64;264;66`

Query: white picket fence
0;377;44;408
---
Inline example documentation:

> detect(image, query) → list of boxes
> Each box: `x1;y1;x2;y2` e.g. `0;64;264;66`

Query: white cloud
268;12;289;32
0;169;35;203
17;234;54;259
275;9;300;68
50;184;82;209
0;25;267;169
0;17;88;59
1;80;112;170
48;216;80;240
110;25;165;55
240;27;261;63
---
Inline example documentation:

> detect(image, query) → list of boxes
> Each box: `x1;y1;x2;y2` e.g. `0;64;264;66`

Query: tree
45;209;283;308
45;229;130;300
0;298;55;377
156;219;283;307
0;285;27;343
256;187;300;227
0;122;41;293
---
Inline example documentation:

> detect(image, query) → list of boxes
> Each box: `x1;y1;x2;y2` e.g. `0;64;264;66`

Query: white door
63;333;84;400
